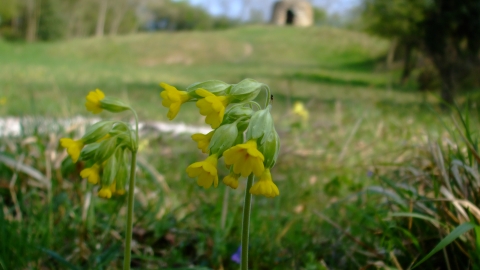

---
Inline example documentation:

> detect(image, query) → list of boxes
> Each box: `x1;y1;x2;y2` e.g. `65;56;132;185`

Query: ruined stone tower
271;0;314;27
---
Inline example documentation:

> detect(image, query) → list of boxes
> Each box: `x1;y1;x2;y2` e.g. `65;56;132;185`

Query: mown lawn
1;26;469;269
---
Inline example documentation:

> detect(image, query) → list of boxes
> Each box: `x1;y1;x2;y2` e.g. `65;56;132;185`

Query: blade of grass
412;222;477;268
40;248;81;270
389;212;444;229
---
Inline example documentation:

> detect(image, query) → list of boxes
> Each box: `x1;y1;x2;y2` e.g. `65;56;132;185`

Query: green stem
248;101;262;111
131;109;139;150
123;151;137;270
241;174;254;270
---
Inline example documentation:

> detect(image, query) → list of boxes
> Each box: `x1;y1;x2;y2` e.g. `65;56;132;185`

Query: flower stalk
241;174;254;270
123;149;137;270
124;108;139;270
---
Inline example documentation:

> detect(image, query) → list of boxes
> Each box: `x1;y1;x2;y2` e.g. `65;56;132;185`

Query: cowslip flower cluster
159;79;281;198
60;89;138;198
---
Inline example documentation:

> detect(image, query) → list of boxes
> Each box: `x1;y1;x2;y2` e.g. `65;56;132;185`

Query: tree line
0;0;237;42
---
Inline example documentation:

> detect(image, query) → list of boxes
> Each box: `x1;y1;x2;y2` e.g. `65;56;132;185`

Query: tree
24;0;39;42
95;0;108;37
109;0;130;35
361;0;426;83
421;0;480;105
361;0;480;106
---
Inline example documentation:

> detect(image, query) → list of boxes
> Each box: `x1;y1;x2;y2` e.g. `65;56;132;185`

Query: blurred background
1;0;480;269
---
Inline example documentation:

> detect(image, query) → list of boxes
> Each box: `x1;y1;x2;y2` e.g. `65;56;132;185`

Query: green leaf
389;212;445;228
475;226;480;256
413;222;477;268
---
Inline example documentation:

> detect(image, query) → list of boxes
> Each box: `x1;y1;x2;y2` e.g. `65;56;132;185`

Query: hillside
0;26;395;120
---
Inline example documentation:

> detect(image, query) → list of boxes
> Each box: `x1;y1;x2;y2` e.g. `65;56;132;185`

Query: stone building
271;0;314;27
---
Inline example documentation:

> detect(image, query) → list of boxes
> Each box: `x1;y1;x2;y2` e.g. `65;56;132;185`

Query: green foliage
361;0;480;103
0;0;20;40
38;0;66;41
146;0;237;31
0;0;19;23
312;8;327;25
361;0;427;41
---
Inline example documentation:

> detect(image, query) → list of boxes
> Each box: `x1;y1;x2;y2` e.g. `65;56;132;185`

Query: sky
186;0;362;21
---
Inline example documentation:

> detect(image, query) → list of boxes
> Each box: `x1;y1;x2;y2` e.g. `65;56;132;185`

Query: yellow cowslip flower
191;131;214;153
249;169;279;198
80;164;101;184
195;89;231;129
60;138;85;163
223;172;240;189
160;82;190;120
109;181;116;193
223;140;264;177
186;154;219;189
98;186;112;199
293;101;309;120
85;89;105;114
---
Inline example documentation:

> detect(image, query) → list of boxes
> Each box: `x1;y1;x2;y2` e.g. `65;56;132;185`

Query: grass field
1;26;478;269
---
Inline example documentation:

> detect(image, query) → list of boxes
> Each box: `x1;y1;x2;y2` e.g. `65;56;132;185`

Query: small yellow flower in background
159;82;191;120
223;172;240;189
293;101;309;121
80;164;101;184
195;89;230;128
60;138;85;163
138;139;149;152
191;131;214;153
223;140;264;177
249;169;279;198
186;154;219;189
98;186;112;199
85;89;105;114
0;97;6;105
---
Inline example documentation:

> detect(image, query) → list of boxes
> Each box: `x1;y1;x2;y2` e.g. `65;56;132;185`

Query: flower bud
79;142;100;161
81;121;115;144
258;129;280;168
229;78;264;102
114;149;127;194
112;122;130;132
208;123;238;155
100;97;131;113
94;136;118;163
101;149;118;186
222;105;254;125
116;131;133;148
186;80;231;98
246;106;274;144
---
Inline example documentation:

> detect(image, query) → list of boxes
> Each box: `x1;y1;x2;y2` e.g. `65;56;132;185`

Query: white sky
186;0;362;20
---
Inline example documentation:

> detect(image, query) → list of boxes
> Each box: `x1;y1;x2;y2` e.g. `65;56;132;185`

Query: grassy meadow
1;26;479;269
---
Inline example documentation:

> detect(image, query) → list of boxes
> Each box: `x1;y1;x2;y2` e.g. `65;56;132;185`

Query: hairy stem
241;174;254;270
123;151;137;270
